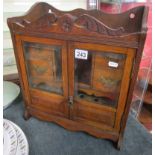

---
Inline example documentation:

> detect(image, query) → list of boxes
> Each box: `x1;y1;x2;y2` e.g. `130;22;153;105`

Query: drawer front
27;59;55;78
75;101;116;128
93;53;126;93
25;43;56;60
31;95;67;117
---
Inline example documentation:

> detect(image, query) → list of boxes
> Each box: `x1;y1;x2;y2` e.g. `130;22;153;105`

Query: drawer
24;42;60;61
75;101;116;127
27;59;56;77
30;95;66;117
92;53;126;93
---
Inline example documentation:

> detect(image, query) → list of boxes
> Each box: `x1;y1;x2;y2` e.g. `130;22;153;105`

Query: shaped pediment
8;2;148;38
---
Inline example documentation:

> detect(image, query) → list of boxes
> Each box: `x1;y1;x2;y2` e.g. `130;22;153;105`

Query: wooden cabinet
7;2;148;149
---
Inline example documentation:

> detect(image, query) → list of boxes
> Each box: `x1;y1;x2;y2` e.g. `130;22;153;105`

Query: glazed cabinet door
68;42;135;132
15;35;69;118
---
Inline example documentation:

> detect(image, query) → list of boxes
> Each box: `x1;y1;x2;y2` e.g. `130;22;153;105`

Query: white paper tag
108;61;118;68
75;49;88;60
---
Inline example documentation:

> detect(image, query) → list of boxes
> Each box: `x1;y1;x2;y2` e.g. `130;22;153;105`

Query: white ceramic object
8;120;29;155
3;81;20;110
3;119;18;155
3;119;29;155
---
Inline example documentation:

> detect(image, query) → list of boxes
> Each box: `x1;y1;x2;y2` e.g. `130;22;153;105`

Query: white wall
3;0;87;74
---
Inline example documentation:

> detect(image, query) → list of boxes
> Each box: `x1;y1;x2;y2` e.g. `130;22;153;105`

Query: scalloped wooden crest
8;2;148;36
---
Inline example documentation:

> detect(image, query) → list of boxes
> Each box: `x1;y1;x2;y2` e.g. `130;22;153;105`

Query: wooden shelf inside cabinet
7;2;148;150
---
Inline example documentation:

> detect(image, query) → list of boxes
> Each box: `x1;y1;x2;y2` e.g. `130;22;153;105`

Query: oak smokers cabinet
7;2;148;149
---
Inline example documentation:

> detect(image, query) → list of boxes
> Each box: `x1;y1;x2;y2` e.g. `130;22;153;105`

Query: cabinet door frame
15;34;69;117
68;41;135;132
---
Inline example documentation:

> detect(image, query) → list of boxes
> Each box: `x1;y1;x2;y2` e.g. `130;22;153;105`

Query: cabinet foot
23;110;31;120
116;135;123;150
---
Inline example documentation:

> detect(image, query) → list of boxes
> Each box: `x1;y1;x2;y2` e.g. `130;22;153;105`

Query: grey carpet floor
3;96;152;155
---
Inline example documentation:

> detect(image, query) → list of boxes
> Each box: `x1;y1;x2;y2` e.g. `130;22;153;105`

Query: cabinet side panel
114;48;136;131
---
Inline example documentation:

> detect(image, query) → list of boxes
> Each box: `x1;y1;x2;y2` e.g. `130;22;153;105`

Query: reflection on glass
23;42;63;94
74;50;126;108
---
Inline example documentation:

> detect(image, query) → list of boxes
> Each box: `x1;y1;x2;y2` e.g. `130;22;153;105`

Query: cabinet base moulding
26;107;120;145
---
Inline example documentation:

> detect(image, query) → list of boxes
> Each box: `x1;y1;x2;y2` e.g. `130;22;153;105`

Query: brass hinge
68;96;73;106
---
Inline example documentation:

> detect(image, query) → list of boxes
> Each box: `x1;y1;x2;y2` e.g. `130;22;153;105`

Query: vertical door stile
61;42;69;116
114;48;136;131
15;35;32;106
68;42;75;119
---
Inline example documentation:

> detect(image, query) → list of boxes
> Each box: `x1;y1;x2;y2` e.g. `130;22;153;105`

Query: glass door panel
23;42;63;95
74;49;126;108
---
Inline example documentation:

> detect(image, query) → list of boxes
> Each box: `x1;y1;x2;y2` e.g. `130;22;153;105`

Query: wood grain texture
7;2;148;48
27;106;119;141
7;2;146;34
7;2;148;150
